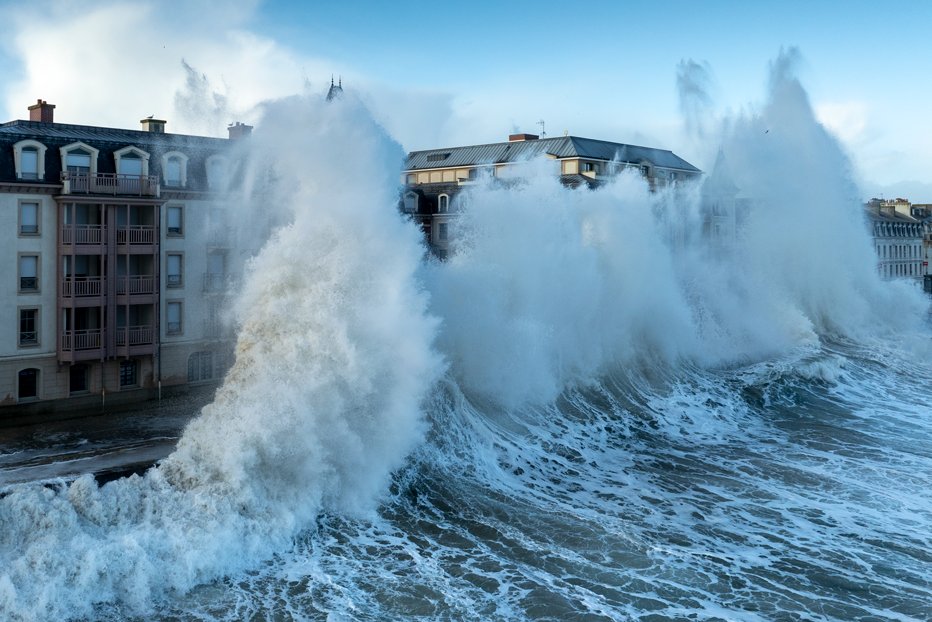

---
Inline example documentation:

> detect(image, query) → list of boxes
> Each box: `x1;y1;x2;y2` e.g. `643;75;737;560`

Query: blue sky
1;0;930;198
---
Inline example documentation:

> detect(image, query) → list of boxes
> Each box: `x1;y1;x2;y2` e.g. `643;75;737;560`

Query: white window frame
166;204;184;237
166;300;183;335
18;253;40;293
162;151;189;187
60;142;100;176
206;155;229;190
438;194;449;214
14;139;47;181
114;145;150;177
18;200;40;236
166;253;183;288
18;306;39;348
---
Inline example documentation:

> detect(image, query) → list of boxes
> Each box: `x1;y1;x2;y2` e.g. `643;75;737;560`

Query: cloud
0;0;332;135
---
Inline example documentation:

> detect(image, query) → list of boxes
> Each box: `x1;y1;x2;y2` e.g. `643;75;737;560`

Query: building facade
1;100;244;414
865;198;925;281
402;133;701;257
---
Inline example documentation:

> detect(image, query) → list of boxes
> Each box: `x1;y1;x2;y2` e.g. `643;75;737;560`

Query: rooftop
406;135;701;173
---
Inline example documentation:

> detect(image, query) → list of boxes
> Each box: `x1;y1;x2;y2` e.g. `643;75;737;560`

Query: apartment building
865;198;925;280
402;133;702;256
1;100;244;414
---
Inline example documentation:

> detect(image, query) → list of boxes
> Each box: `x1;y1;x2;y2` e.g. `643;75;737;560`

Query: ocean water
1;55;930;621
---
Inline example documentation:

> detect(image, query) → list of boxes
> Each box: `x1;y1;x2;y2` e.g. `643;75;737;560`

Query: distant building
402;133;701;257
865;198;924;280
0;99;244;414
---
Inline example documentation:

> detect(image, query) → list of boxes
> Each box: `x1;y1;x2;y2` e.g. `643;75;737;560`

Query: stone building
0;100;245;416
865;198;924;281
402;133;701;257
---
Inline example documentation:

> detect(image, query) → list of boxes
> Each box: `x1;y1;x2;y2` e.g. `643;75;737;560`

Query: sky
1;0;930;200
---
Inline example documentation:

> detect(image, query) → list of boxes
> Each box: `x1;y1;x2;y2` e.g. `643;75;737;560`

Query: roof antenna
537;119;546;138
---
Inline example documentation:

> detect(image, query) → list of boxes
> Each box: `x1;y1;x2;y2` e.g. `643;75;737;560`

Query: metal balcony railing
116;226;156;245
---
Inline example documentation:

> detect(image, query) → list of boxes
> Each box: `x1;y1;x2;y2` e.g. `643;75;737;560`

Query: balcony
61;277;103;298
60;328;102;352
61;172;159;197
116;275;156;296
115;325;155;346
61;224;103;245
116;226;156;245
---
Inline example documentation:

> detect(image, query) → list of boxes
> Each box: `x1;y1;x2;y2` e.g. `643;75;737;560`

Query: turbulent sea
1;54;931;621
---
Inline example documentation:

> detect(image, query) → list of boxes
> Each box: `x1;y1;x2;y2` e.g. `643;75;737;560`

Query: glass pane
20;203;38;233
66;151;91;172
120;154;142;176
21;149;38;178
20;256;37;278
166;158;182;185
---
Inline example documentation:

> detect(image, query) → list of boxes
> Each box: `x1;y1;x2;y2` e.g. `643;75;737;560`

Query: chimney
508;133;539;142
228;122;253;140
140;117;166;133
28;99;55;123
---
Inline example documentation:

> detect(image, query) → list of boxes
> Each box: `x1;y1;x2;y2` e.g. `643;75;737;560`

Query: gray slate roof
406;136;700;173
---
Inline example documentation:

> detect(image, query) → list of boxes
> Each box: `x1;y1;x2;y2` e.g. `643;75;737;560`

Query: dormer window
206;155;228;190
67;150;91;173
114;146;150;177
60;142;99;177
21;149;38;178
14;140;47;181
162;151;189;187
438;194;449;214
403;191;419;213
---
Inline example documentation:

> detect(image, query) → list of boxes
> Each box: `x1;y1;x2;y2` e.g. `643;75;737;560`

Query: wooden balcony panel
60;224;103;246
61;172;159;197
116;275;157;296
116;226;157;246
115;325;155;347
61;277;103;298
60;328;103;352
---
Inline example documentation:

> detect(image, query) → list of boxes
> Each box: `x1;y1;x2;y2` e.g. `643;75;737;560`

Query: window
438;194;449;214
114;146;149;178
403;191;419;213
19;201;39;235
167;205;183;236
188;351;214;382
19;255;38;292
69;364;89;394
119;360;138;387
18;368;38;400
19;308;38;347
162;151;188;187
166;254;183;288
20;148;38;180
14;139;47;180
166;157;182;186
119;153;143;176
206;155;228;190
205;251;227;291
66;150;91;173
438;222;448;241
166;301;182;335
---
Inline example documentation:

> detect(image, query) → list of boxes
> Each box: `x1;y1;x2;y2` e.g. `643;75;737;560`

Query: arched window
403;191;419;213
114;146;150;177
162;151;189;187
60;142;100;177
14;139;47;180
206;155;228;190
18;368;39;400
438;194;449;214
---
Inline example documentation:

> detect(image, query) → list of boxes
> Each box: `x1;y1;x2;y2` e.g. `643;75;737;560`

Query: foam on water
0;51;930;621
0;94;441;621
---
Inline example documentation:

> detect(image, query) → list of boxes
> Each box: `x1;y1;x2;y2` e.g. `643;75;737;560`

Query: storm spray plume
173;60;233;137
0;93;441;621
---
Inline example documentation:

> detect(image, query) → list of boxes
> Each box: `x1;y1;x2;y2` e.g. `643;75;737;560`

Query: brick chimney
140;117;166;133
228;122;253;140
508;133;538;142
28;99;55;123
